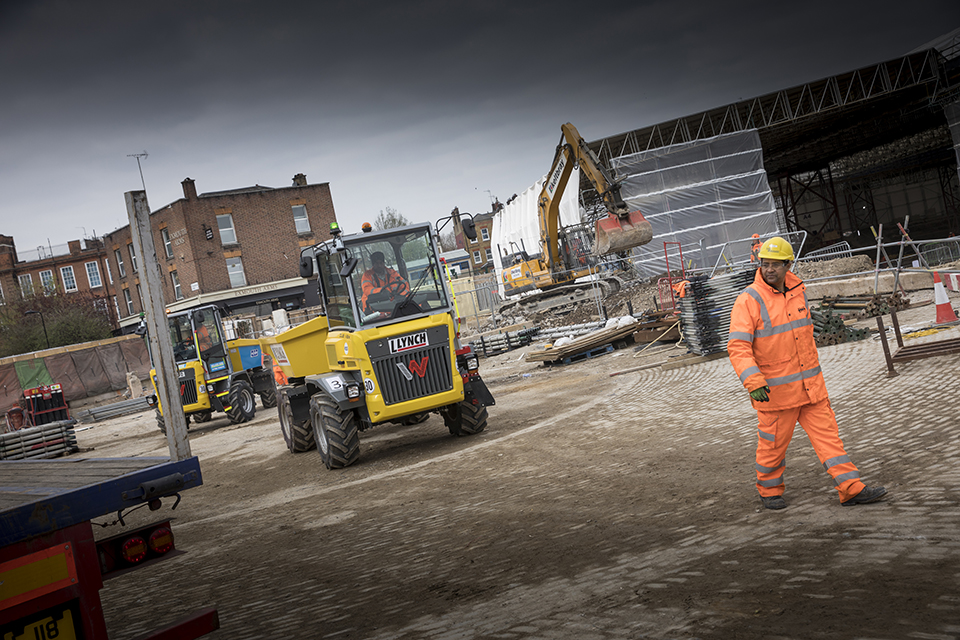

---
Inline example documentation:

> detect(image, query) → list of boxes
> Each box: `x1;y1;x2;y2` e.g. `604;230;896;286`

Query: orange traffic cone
933;271;959;324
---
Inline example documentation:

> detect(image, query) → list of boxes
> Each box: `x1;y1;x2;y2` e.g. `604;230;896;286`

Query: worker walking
727;236;887;510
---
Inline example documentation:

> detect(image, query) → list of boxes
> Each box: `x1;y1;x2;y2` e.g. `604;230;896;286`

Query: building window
128;243;138;273
292;205;311;234
85;262;102;288
18;274;33;297
485;248;493;262
105;258;113;284
481;227;490;241
60;266;77;292
39;270;56;294
123;289;134;316
226;257;247;288
473;250;482;264
217;214;237;245
0;282;4;305
161;228;174;258
136;283;144;309
115;249;125;277
171;270;183;300
470;235;478;244
112;296;120;320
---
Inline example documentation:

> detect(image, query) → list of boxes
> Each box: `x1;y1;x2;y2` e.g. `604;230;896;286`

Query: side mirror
339;256;358;278
299;255;314;278
462;217;477;241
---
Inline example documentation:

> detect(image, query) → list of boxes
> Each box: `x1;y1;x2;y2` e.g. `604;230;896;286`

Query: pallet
549;344;614;366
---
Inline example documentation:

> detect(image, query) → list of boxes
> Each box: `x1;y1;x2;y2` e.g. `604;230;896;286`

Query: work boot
760;495;787;510
841;485;887;507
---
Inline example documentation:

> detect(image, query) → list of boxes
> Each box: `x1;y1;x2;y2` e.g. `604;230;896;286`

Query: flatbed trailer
0;455;218;640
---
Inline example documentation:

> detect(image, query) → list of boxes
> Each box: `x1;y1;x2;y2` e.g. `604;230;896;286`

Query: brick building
105;173;336;331
452;209;496;274
0;235;114;318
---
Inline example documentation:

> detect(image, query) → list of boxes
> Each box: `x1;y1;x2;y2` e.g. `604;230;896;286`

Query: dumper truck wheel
226;380;256;424
157;410;190;435
309;391;360;469
278;386;315;453
442;401;488;436
192;410;212;423
259;383;277;409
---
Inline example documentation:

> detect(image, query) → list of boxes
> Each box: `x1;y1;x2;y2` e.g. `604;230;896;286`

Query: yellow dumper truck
261;220;495;469
147;304;276;433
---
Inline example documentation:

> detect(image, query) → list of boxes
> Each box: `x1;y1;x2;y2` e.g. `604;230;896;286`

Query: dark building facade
105;173;336;331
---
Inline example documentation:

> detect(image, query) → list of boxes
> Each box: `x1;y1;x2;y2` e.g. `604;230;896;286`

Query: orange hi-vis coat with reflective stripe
727;269;826;411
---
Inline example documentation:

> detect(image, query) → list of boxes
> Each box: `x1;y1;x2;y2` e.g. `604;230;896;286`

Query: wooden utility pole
125;190;191;460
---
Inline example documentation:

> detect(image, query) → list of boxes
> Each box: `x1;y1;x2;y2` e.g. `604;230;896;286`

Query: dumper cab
265;220;495;469
147;305;276;433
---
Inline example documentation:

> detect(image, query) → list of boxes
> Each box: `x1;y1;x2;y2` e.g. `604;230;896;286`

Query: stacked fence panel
677;268;755;355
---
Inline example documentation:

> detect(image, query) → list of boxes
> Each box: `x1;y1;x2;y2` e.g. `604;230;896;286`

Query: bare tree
437;229;457;252
373;206;411;230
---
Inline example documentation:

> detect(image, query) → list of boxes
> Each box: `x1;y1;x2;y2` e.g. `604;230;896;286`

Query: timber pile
0;420;79;460
819;292;910;318
525;313;680;364
811;307;870;347
677;268;755;355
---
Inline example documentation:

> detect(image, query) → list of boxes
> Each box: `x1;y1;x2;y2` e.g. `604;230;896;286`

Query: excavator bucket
594;210;653;255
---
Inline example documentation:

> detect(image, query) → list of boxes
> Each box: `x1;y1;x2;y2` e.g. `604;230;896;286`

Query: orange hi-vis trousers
755;398;865;503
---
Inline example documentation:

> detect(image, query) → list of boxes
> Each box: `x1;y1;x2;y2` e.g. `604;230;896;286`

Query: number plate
3;608;77;640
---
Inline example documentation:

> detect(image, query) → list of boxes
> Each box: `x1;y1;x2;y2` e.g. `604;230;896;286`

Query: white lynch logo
389;331;428;354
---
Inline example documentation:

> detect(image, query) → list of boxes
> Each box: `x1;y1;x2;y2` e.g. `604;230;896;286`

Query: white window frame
39;270;55;294
115;249;126;277
217;214;238;245
171;270;183;300
85;261;102;288
123;288;134;316
161;228;174;258
481;227;490;241
112;296;120;320
226;257;247;288
18;274;34;297
473;250;482;264
60;266;77;292
105;258;113;284
128;243;138;273
485;247;493;262
292;205;311;234
470;235;478;244
0;281;4;305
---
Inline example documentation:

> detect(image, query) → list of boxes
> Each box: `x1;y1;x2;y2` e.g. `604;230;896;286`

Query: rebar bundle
0;420;79;460
676;268;756;355
818;292;910;318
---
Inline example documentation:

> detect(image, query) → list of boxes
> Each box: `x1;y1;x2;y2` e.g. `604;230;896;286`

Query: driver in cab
361;251;409;312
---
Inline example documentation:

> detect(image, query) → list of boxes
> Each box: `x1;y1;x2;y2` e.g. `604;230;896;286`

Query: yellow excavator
499;123;653;311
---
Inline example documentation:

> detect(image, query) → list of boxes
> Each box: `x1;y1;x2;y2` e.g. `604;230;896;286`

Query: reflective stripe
756;460;785;473
758;477;783;488
823;455;851;471
767;365;822;387
739;366;761;384
745;288;772;329
758;428;775;442
833;470;861;486
728;331;754;343
755;317;813;338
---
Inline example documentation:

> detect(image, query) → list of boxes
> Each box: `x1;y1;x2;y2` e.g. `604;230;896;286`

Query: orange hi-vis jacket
727;269;827;411
361;267;409;311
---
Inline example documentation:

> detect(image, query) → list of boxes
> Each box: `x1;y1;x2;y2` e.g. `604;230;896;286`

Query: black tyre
156;409;166;435
192;410;213;423
278;386;315;453
443;401;488;436
309;391;360;469
259;383;278;409
226;380;256;424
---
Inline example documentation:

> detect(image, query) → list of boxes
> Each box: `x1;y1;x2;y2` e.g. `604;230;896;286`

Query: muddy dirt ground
76;289;960;640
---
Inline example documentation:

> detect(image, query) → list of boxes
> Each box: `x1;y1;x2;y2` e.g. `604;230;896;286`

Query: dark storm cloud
1;1;957;250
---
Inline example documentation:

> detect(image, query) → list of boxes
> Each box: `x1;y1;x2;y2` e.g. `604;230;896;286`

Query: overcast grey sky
1;1;957;254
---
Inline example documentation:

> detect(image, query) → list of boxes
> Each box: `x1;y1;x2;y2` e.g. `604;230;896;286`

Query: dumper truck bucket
594;210;653;255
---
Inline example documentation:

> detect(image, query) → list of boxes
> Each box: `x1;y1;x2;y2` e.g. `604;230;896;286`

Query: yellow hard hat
757;236;795;261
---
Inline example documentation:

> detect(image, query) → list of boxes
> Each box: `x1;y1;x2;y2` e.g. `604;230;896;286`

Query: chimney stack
182;178;197;200
292;173;307;187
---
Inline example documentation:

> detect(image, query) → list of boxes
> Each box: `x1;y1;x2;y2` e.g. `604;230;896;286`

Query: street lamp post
24;310;49;349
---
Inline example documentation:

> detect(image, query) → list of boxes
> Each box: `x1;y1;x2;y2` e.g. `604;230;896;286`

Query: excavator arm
538;123;653;265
